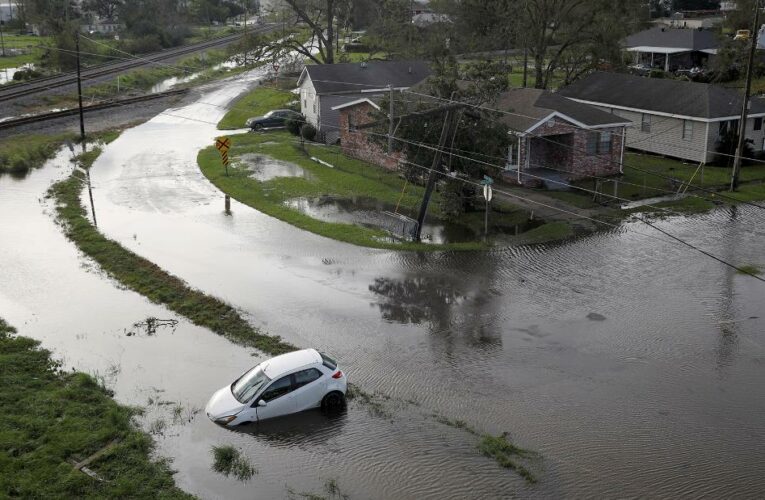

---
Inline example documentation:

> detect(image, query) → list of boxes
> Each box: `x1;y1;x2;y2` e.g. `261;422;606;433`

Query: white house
559;72;765;164
296;60;431;143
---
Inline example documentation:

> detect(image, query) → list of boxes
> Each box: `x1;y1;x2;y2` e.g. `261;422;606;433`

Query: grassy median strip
48;143;296;356
0;318;193;498
198;131;484;251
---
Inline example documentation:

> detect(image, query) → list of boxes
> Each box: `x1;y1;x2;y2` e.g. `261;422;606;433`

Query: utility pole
0;20;6;57
75;31;85;141
730;0;761;191
243;3;248;66
387;84;394;154
75;31;97;228
414;110;456;241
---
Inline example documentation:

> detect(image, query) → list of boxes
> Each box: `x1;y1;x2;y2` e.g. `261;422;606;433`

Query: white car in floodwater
205;349;347;425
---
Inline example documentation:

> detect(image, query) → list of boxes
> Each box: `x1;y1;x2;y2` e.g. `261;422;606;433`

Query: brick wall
338;103;405;171
518;117;624;183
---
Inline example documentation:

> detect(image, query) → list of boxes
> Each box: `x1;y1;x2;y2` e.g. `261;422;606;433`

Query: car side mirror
257;399;267;407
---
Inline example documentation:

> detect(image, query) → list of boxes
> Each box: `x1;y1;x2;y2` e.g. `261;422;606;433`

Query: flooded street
2;66;765;498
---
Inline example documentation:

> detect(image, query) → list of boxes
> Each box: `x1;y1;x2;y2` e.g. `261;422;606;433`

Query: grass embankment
217;87;295;130
0;134;74;175
432;413;537;483
199;131;486;251
48;139;295;356
0;318;192;498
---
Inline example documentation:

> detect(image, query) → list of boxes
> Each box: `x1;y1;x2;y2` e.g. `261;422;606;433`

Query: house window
313;101;317;114
347;114;356;132
586;132;598;155
641;114;651;133
598;131;612;154
755;117;763;131
682;120;693;141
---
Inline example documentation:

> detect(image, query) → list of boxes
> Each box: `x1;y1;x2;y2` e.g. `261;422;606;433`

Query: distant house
624;27;719;71
334;88;630;187
558;71;765;164
296;61;431;143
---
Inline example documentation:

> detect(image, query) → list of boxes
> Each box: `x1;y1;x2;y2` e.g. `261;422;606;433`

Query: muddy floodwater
2;66;765;499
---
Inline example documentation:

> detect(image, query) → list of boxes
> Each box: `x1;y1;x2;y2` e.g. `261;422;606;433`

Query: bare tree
278;0;350;64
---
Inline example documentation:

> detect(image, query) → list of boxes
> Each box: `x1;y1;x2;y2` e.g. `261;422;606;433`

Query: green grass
517;221;573;243
48;141;296;356
478;433;536;483
0;134;75;175
0;318;193;498
0;34;52;70
736;264;762;276
217;86;295;130
211;445;256;481
198;131;485;251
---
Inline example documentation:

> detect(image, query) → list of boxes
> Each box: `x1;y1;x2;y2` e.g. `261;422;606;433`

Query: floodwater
2;64;765;499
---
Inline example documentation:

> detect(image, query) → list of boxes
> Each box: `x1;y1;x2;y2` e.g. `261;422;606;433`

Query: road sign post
215;136;232;175
481;176;493;240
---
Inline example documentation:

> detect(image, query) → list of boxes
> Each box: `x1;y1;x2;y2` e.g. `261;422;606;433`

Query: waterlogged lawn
0;319;192;498
198;131;487;251
217;86;295;130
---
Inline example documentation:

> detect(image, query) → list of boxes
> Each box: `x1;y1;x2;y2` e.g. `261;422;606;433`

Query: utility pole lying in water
730;0;761;191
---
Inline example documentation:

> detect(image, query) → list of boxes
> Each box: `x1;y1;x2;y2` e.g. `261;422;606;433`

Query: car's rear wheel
321;391;345;413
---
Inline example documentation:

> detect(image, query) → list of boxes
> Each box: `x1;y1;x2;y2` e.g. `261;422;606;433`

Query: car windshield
231;365;271;403
264;111;274;117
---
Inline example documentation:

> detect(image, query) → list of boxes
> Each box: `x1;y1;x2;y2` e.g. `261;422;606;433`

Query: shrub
285;115;305;136
300;123;317;142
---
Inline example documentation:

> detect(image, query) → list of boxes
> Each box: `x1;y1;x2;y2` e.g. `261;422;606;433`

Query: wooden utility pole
730;0;761;191
75;31;97;228
75;31;85;141
388;84;394;154
243;5;248;66
414;110;456;241
0;20;6;57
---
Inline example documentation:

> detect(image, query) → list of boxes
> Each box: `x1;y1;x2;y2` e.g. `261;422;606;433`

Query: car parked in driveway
246;109;303;130
205;349;347;426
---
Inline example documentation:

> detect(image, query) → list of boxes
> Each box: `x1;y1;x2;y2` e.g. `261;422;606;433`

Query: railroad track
0;24;274;103
0;89;189;130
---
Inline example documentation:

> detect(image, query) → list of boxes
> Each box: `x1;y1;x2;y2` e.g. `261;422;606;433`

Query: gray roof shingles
558;72;765;119
492;88;629;132
301;60;432;95
624;27;719;50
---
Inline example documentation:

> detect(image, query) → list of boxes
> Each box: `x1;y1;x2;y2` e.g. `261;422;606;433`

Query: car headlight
215;415;237;425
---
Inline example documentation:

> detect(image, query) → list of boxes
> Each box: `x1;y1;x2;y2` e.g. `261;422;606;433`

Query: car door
290;368;326;413
254;375;296;421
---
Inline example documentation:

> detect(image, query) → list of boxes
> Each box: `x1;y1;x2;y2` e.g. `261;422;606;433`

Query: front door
255;375;296;421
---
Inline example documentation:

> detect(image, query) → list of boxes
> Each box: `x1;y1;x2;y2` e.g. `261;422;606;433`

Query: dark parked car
247;109;303;130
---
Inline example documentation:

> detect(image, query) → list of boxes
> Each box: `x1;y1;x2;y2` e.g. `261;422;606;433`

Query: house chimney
361;61;367;69
408;66;412;74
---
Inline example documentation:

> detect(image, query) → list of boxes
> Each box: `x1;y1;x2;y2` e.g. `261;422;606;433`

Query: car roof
261;348;322;378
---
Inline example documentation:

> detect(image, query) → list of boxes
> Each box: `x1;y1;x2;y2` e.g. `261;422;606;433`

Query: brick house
334;88;630;188
334;97;405;170
495;89;631;187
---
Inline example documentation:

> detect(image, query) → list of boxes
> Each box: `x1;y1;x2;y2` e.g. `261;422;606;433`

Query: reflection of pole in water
716;205;740;371
225;194;231;215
